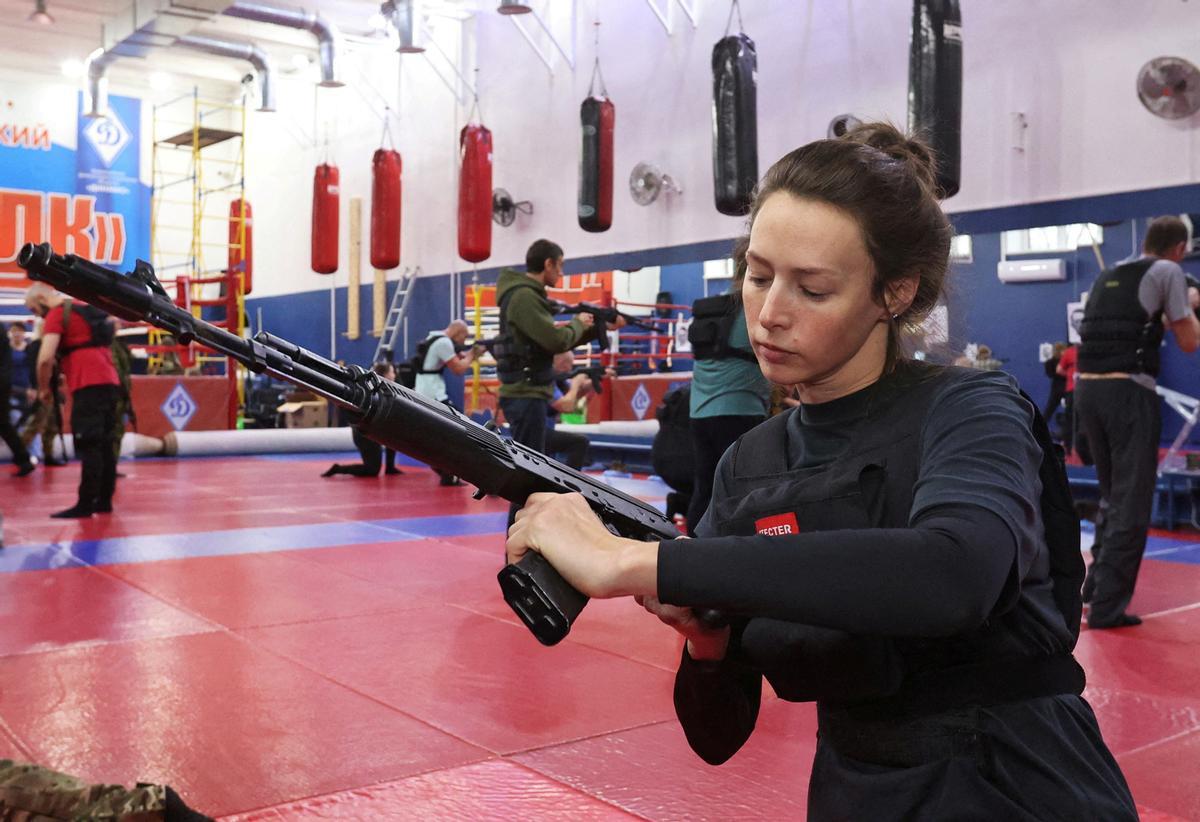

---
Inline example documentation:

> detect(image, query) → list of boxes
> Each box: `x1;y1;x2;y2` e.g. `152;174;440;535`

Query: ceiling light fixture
497;1;532;15
28;0;54;24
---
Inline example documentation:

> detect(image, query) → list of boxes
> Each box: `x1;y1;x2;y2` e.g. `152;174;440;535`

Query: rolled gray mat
162;426;356;456
0;432;163;462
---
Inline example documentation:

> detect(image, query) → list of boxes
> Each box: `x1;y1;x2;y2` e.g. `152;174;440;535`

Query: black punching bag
908;0;962;198
712;32;758;216
578;96;615;233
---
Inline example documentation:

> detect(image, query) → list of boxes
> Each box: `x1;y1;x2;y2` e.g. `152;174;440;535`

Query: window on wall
703;258;735;280
950;234;973;263
1001;223;1104;256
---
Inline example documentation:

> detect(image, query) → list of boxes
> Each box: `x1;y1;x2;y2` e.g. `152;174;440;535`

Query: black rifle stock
16;243;692;646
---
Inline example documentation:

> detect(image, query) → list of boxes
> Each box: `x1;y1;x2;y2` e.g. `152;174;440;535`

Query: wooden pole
347;197;361;340
373;268;386;337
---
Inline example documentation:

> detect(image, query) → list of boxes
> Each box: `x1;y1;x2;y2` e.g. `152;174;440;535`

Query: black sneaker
51;504;94;519
1087;613;1142;630
14;461;36;477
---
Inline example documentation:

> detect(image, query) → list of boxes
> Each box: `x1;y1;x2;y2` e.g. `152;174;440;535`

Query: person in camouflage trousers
109;337;134;463
0;760;211;821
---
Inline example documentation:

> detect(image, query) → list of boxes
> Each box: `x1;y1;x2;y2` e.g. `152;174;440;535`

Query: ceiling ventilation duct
382;0;424;53
497;1;532;15
222;1;344;87
176;34;276;111
85;0;238;118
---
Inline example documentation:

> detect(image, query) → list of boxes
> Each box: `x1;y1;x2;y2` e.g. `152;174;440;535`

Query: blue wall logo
161;383;197;431
630;383;652;420
82;112;131;168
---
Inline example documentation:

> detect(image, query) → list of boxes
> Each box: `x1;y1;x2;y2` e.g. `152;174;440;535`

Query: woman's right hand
637;595;731;661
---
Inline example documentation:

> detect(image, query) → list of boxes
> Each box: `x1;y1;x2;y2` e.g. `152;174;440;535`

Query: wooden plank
373;267;386;337
347;197;361;340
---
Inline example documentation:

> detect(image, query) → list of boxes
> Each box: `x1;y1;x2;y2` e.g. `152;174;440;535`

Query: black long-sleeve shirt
657;369;1073;764
659;369;1065;636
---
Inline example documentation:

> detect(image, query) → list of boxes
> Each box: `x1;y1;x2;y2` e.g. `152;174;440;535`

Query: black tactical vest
707;362;1085;720
494;286;556;387
688;293;757;363
1077;258;1163;376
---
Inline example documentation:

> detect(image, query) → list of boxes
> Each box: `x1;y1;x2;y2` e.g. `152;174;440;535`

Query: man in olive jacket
496;239;608;524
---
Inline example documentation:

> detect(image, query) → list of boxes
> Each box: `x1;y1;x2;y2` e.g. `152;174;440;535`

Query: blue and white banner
0;79;150;286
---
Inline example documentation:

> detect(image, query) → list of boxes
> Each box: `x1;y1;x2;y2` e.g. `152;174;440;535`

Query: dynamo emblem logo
161;383;197;431
82;111;131;167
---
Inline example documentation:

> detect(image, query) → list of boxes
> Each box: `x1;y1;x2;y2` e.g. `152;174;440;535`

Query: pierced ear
885;276;919;317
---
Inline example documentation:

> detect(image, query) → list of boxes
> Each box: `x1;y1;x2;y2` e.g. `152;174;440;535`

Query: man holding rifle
494;239;622;525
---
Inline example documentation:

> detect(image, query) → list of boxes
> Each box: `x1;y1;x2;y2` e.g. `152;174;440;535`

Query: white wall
228;0;1200;299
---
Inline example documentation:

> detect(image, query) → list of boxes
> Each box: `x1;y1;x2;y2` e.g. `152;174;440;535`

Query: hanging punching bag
458;124;493;264
228;199;253;295
908;0;962;198
370;149;402;270
711;32;758;216
578;96;615;233
312;163;340;274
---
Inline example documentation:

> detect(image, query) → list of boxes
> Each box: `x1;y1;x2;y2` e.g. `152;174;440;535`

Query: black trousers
500;396;550;528
1075;379;1161;623
71;384;119;507
547;426;589;470
1043;375;1067;427
686;414;765;536
1;382;32;468
433;398;461;483
327;428;391;477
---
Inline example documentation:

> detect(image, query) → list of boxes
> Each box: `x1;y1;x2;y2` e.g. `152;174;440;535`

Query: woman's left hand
505;492;655;599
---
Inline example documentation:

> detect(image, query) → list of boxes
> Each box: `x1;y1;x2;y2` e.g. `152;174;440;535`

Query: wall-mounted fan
827;113;862;138
629;162;681;206
492;188;533;227
1138;56;1200;120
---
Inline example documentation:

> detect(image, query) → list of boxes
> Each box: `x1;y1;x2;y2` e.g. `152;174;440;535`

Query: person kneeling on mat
322;362;400;479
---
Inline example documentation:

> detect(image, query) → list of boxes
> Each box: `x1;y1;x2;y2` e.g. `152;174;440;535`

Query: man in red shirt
25;283;121;518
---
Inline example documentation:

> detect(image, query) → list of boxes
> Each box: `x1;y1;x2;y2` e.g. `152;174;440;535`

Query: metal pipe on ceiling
222;1;344;87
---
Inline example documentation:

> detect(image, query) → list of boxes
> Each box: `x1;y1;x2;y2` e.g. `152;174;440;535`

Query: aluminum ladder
373;266;420;364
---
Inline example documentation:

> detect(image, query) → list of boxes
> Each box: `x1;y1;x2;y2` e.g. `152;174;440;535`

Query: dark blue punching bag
908;0;962;198
712;32;758;216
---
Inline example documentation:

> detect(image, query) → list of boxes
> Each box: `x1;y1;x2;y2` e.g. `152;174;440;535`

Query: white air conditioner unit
997;259;1067;283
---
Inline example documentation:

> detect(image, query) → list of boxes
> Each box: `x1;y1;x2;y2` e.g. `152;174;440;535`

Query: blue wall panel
248;188;1200;447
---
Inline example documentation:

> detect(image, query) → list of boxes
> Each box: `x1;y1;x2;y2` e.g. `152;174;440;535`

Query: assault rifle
18;243;706;646
556;364;608;394
547;301;656;333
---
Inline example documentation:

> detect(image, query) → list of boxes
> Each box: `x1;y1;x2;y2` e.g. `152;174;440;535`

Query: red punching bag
228;199;253;295
458;124;492;264
370;149;402;270
312;163;340;274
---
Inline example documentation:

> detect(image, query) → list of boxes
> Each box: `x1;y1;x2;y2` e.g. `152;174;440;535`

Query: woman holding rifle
505;123;1135;819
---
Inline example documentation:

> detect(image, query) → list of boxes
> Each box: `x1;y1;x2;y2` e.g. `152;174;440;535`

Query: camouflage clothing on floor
0;760;209;821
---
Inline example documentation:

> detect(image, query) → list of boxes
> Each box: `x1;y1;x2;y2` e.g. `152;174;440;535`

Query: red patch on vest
755;512;800;536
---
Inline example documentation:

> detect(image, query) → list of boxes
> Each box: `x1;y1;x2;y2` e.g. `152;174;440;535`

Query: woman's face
742;192;892;403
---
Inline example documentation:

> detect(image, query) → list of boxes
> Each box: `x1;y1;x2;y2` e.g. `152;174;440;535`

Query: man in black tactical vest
494;239;608;526
1076;216;1200;629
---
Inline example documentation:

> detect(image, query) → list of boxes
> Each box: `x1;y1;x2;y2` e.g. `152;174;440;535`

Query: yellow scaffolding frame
150;89;249;427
